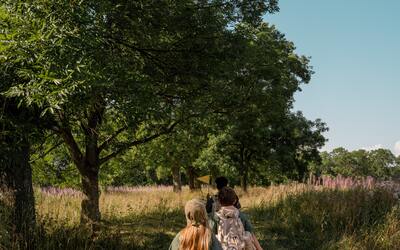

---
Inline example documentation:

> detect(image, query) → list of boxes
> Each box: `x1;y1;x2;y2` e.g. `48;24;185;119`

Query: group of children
169;177;263;250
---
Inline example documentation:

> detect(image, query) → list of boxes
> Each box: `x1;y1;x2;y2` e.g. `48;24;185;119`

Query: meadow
1;178;400;250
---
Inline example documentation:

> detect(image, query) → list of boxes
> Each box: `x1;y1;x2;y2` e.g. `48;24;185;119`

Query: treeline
1;0;328;244
33;110;327;190
310;148;400;179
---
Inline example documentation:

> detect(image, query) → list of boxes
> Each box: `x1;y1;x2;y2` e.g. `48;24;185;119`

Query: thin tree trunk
239;145;248;192
296;160;307;182
240;169;248;192
172;165;182;192
186;165;197;191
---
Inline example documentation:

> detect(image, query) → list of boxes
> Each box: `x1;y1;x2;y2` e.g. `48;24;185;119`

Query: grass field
1;183;400;250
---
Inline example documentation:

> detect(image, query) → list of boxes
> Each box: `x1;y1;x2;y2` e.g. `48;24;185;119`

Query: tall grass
250;188;399;249
0;186;13;250
308;174;375;189
1;179;399;249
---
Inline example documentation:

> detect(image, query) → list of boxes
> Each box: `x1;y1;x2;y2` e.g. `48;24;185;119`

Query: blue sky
264;0;400;155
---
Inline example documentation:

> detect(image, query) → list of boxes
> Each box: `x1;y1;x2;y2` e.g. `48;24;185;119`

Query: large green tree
193;23;327;190
1;0;279;224
0;7;44;244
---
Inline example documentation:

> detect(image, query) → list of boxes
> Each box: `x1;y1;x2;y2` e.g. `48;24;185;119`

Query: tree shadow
101;209;185;249
34;209;185;250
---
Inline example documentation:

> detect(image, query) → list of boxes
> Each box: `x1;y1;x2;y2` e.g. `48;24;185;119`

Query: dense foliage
1;0;329;230
310;148;400;179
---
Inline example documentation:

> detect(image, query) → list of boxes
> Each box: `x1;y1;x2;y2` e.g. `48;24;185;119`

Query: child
169;199;222;250
206;176;241;214
210;187;263;250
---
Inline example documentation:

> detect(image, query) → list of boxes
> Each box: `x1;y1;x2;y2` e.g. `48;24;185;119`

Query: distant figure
209;187;263;250
206;176;241;214
169;199;222;250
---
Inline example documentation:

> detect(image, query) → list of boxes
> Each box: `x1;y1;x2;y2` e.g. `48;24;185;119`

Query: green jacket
169;232;223;250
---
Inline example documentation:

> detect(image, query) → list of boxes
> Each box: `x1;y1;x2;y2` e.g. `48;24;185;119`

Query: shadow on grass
101;208;185;250
35;209;185;250
245;188;398;250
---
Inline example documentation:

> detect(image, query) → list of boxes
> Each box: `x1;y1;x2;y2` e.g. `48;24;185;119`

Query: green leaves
1;0;331;189
313;148;400;179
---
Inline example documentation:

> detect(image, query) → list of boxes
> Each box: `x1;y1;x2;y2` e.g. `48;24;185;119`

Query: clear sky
264;0;400;155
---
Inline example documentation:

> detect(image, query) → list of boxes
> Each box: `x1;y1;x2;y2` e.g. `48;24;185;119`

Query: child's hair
179;199;211;250
218;187;237;206
215;176;228;190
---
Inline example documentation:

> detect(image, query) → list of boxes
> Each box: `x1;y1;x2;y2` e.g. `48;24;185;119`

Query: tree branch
57;127;83;168
99;121;179;165
98;125;128;152
108;36;203;54
29;141;63;163
107;37;170;70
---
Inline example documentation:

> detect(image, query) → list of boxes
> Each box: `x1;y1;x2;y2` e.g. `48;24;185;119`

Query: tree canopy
1;0;332;231
310;148;400;179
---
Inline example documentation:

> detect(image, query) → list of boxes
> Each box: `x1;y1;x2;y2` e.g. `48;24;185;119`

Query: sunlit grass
2;180;400;249
36;184;312;225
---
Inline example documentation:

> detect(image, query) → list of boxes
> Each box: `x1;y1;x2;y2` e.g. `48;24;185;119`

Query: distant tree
135;120;209;192
312;148;399;179
195;111;327;191
367;149;396;178
394;156;400;178
266;112;328;181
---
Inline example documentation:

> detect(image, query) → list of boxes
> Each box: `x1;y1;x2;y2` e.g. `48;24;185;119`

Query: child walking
169;199;222;250
209;187;263;250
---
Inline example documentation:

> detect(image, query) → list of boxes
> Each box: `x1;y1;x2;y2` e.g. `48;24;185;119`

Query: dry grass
2;181;400;249
36;183;312;226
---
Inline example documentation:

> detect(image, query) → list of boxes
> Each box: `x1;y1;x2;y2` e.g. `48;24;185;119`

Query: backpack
215;206;256;250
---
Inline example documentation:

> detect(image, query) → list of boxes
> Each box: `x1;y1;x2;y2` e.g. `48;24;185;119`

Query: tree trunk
240;168;248;192
80;169;101;224
1;139;36;247
296;161;307;182
57;102;104;225
59;127;102;225
80;128;101;225
172;165;182;192
239;146;248;192
186;165;197;191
